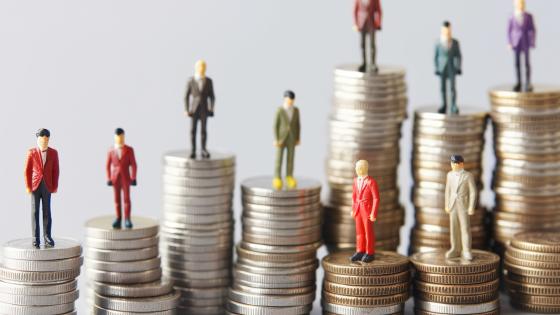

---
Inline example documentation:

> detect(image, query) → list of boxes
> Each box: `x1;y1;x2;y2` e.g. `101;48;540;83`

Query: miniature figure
353;0;382;72
508;0;536;92
273;90;300;190
106;128;137;229
445;155;477;261
350;160;379;263
185;60;215;159
435;21;462;115
24;128;59;248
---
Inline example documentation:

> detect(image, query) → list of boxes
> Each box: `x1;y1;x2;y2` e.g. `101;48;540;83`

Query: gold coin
510;301;560;314
505;278;560;296
414;290;498;304
324;271;410;286
414;309;499;315
507;272;560;286
416;269;498;285
322;290;409;307
504;261;560;278
509;291;560;306
511;232;560;253
414;279;499;296
504;251;560;269
323;281;409;297
322;251;409;276
411;250;500;275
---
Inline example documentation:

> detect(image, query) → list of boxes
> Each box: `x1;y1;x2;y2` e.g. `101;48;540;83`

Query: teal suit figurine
435;21;462;115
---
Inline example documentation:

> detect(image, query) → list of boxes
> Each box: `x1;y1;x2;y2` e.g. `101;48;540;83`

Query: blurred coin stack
226;176;321;315
161;150;235;314
0;238;82;315
324;65;408;252
410;108;489;253
85;216;179;314
321;251;410;315
490;86;560;249
505;231;560;313
411;250;500;315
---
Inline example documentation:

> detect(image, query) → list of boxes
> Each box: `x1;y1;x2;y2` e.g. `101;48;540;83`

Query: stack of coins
0;238;82;315
324;65;408;252
226;176;321;315
490;86;560;249
85;216;179;314
505;231;560;313
160;150;235;314
321;251;410;315
409;107;489;253
411;250;500;315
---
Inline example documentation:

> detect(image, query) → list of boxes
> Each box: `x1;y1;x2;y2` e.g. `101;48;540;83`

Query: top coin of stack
410;107;489;254
490;86;560;248
0;238;82;315
505;231;560;313
411;250;500;315
321;251;410;315
160;150;235;315
324;65;408;252
226;176;321;315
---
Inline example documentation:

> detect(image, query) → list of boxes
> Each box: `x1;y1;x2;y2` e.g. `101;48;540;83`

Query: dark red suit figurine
353;0;382;72
351;160;380;263
106;128;137;229
24;128;59;248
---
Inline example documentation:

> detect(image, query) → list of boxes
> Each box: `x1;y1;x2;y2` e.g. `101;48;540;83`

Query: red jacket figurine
351;160;380;263
25;147;59;193
354;0;382;32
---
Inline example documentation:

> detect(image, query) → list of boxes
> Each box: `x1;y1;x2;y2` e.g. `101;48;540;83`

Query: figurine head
36;128;50;150
114;128;125;146
450;155;464;171
195;60;207;78
514;0;526;12
441;21;452;40
355;160;369;177
283;90;295;107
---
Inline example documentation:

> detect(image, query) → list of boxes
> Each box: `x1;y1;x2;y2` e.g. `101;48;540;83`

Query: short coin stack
410;107;489;253
505;231;560;313
226;176;321;315
324;65;408;252
0;238;82;315
321;251;410;315
85;216;179;314
160;150;235;314
490;86;560;249
411;250;500;315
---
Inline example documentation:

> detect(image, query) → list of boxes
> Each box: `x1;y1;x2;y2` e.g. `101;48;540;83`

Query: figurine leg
273;146;284;189
458;209;472;260
354;210;366;254
445;209;461;259
369;29;377;72
190;116;199;158
514;50;522;92
438;75;448;114
449;74;458;114
41;189;54;246
122;183;131;221
31;189;41;246
113;181;123;219
523;50;532;92
200;116;210;158
285;144;297;188
359;30;367;72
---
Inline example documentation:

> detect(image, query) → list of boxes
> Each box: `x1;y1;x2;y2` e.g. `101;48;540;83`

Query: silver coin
2;256;82;272
242;208;322;222
227;288;314;307
242;232;321;246
159;249;231;262
226;299;311;315
87;236;158;250
241;202;321;214
177;305;227;315
93;305;174;315
161;220;234;232
415;299;499;314
162;203;232;215
162;258;230;271
233;268;315;285
0;302;74;315
236;259;317;275
322;301;403;315
233;283;315;296
92;280;173;298
163;165;235;178
237;257;317;269
242;216;320;230
163;194;233;207
85;247;158;262
2;238;82;261
163;174;235;188
95;291;180;312
85;216;159;240
162;212;232;225
0;279;77;296
163;185;234;197
87;268;162;284
240;241;321;254
163;268;230;280
0;289;78;306
160;242;231;254
241;176;321;198
176;286;228;299
233;278;315;290
166;276;230;289
242;225;321;237
242;194;320;207
160;234;232;247
85;257;160;272
178;295;225;307
160;225;233;238
163;150;235;169
0;267;80;284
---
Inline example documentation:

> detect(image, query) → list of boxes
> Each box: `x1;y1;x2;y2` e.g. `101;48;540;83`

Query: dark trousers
31;180;52;240
515;49;531;86
191;111;208;152
440;68;457;111
361;28;377;68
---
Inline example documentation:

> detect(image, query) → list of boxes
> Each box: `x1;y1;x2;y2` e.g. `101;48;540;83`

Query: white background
0;1;558;313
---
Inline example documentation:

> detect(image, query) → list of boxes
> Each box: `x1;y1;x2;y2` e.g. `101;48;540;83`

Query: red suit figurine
350;160;379;263
106;128;137;229
353;0;382;72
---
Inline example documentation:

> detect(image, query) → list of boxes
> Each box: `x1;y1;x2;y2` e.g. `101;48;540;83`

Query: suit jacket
354;0;382;31
25;147;59;193
106;145;137;186
445;170;477;214
274;107;300;147
352;176;380;218
185;76;215;116
435;39;462;75
508;12;536;51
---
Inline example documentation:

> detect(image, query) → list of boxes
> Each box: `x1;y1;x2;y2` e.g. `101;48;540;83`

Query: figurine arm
208;79;215;113
455;41;462;74
370;179;380;220
444;173;450;213
467;174;477;215
106;151;112;181
375;0;382;29
528;14;536;48
129;148;137;181
52;151;59;193
274;109;281;143
507;18;514;47
184;81;192;113
353;0;359;27
24;150;33;192
434;44;440;75
295;108;301;143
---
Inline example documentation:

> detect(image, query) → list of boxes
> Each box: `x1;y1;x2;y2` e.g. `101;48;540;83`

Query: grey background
0;0;558;313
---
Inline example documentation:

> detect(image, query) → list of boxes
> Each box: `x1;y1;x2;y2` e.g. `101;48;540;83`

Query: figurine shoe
524;84;533;92
190;151;197;159
461;251;473;261
437;106;447;114
450;106;459;115
32;238;40;248
358;63;367;73
513;83;521;92
445;249;460;259
112;218;122;229
361;254;375;263
201;149;211;159
350;252;365;262
286;176;297;189
272;177;283;190
44;236;55;248
125;219;133;229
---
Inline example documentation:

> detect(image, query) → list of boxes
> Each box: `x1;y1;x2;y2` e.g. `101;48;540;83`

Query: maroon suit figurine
353;0;382;72
24;128;58;248
106;128;137;229
350;160;380;263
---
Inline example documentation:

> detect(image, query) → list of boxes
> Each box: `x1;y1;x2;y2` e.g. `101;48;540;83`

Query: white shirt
450;169;464;191
440;36;451;49
283;104;294;121
38;147;47;166
358;175;367;192
515;10;524;24
114;144;123;159
194;74;205;91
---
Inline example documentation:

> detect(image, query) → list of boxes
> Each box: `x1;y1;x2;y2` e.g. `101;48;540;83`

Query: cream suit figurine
444;155;477;261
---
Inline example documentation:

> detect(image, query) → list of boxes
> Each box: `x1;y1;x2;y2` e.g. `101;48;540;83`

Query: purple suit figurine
508;0;535;92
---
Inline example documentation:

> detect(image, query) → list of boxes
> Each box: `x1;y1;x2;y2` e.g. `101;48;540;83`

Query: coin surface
411;250;500;274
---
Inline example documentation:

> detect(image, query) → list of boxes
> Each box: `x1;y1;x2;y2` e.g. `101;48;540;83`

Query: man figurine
106;128;137;229
445;155;477;261
185;60;215;159
273;90;300;190
435;21;462;115
24;128;59;248
350;160;380;263
353;0;382;73
508;0;536;92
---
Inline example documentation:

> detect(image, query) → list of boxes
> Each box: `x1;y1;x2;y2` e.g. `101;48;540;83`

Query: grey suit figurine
435;21;462;115
444;155;477;261
185;60;215;159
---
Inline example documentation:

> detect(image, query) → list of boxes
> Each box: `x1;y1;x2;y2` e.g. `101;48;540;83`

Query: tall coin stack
410;108;489;253
226;176;321;315
490;86;560;249
85;216;179;314
505;231;560;313
160;150;235;314
411;250;500;315
324;65;408;252
321;251;410;315
0;238;82;315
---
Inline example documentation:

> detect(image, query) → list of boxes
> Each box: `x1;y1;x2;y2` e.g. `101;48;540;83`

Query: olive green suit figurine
435;21;462;115
273;90;300;190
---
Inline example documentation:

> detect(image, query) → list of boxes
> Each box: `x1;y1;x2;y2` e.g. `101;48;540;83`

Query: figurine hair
443;21;451;28
36;128;50;138
284;90;296;100
450;155;464;163
115;128;125;135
